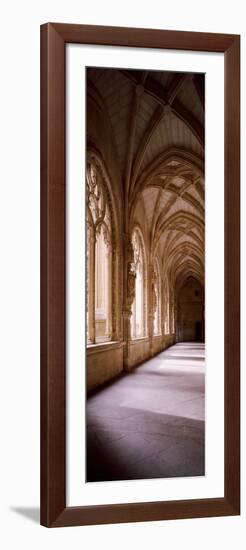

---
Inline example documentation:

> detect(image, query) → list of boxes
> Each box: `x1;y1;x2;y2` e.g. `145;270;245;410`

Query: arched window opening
164;276;170;334
95;223;112;340
131;229;147;339
86;162;113;344
153;259;161;336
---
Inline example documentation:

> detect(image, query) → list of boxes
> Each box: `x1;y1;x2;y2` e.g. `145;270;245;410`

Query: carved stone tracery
86;156;120;343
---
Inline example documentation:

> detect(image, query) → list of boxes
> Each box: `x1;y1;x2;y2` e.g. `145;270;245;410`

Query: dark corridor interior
176;277;204;343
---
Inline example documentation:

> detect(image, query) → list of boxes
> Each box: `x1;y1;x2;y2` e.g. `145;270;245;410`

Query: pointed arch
86;153;121;344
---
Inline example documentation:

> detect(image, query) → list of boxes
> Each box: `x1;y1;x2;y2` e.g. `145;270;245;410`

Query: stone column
149;266;157;357
123;235;136;371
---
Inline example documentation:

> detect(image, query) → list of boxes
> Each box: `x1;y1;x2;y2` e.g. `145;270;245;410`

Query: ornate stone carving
127;265;136;308
86;162;105;223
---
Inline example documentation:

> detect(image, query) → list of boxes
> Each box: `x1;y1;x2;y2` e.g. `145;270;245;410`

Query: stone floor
86;342;205;482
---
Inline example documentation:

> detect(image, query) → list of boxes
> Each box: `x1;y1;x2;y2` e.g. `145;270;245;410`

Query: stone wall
86;334;175;392
87;335;175;392
87;342;124;392
127;334;175;370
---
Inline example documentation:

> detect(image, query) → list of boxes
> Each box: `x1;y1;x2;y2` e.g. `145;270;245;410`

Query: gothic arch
86;151;121;343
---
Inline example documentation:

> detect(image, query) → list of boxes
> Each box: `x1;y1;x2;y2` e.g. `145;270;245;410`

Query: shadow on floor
86;409;205;483
10;507;40;524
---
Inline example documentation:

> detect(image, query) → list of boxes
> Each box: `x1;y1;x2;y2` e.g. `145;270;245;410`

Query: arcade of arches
86;67;205;394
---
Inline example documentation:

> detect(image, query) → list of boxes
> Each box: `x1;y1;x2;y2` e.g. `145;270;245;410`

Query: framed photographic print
40;23;240;527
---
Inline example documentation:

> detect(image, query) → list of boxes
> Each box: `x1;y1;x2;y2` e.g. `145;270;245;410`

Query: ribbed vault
87;66;205;345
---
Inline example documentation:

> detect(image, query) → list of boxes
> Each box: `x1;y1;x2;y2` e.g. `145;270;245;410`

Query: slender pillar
149;265;157;357
123;235;136;370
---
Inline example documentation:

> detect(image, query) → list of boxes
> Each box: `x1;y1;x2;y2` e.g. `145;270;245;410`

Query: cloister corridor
86;342;205;482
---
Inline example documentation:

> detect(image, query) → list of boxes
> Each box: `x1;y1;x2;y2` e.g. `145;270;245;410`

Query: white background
0;0;244;548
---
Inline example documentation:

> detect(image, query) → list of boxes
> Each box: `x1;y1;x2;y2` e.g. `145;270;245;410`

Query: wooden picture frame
40;22;240;527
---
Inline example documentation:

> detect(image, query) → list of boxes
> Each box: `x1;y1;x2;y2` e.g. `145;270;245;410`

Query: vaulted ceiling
87;67;205;287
